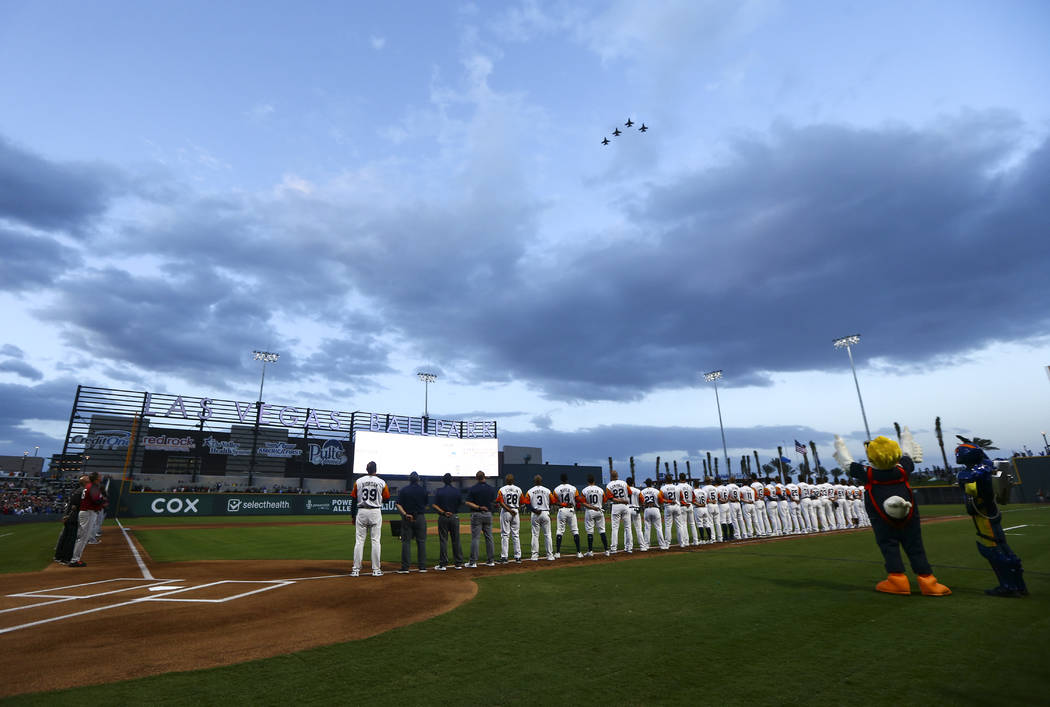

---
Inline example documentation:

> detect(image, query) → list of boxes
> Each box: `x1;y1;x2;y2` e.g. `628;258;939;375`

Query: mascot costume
845;436;951;596
955;436;1028;598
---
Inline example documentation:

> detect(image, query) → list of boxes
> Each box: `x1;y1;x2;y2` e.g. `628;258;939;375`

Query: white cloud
370;35;386;50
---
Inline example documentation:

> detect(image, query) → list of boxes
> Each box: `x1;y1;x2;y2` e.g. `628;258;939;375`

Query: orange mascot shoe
876;573;912;595
918;574;951;596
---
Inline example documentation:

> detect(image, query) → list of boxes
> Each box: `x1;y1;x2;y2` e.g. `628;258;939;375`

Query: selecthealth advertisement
123;493;395;516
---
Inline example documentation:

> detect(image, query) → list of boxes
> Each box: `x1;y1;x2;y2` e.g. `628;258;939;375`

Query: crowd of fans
1;476;70;515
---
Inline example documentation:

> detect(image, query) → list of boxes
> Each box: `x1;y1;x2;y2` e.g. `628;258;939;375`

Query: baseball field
1;504;1047;705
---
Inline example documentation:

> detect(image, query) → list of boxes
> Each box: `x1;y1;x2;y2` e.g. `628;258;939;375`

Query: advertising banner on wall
120;492;396;517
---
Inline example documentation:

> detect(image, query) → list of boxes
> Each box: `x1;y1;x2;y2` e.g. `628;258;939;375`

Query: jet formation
602;118;649;145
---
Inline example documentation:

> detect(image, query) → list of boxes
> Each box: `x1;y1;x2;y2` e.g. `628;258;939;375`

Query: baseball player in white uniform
579;474;610;556
785;481;804;533
552;473;584;558
750;481;770;536
639;479;668;550
524;476;555;560
350;461;390;577
799;481;819;532
738;482;757;538
816;480;835;530
715;482;732;541
660;478;681;546
692;480;713;543
703;481;723;542
831;481;849;529
675;475;696;546
627;478;644;548
606;470;633;553
496;475;523;563
726;480;745;540
764;481;783;536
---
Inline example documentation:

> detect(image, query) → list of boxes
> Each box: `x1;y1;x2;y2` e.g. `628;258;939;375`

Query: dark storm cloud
36;266;281;389
0;379;77;450
499;423;833;467
0;136;120;234
411;114;1050;400
22;115;1048;407
0;360;44;380
0;228;82;291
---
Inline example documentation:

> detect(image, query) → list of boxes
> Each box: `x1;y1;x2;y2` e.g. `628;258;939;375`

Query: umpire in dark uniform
432;473;464;570
396;471;429;573
465;470;496;567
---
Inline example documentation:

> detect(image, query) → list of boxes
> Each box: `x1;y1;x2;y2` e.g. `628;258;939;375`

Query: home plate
148;585;183;591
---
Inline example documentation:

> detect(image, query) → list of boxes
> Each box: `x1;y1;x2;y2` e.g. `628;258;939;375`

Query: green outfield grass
0;504;998;574
5;505;1049;705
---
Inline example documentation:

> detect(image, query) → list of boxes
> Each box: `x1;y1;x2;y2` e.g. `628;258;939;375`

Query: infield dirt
0;530;477;698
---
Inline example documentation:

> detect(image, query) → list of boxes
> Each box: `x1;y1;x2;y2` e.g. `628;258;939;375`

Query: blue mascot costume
955;436;1028;598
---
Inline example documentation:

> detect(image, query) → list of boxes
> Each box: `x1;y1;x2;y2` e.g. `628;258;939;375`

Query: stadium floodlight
252;350;280;402
832;334;871;443
417;372;438;417
703;370;730;476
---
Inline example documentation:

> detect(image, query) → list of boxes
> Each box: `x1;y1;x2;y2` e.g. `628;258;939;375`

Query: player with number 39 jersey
350;461;390;577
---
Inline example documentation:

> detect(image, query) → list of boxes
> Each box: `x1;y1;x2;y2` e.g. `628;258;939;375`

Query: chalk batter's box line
141;580;293;604
8;578;182;601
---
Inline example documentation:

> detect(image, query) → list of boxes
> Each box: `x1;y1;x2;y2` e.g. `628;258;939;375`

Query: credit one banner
122;493;398;517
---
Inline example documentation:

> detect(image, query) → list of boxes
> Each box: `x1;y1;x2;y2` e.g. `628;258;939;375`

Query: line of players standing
495;470;872;560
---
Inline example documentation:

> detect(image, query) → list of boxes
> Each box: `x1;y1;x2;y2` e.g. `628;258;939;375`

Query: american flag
795;440;808;455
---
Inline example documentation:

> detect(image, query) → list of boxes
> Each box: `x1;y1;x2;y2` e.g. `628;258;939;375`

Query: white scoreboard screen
352;430;498;478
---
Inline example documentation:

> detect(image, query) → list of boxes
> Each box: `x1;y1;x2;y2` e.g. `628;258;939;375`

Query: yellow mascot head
867;436;902;470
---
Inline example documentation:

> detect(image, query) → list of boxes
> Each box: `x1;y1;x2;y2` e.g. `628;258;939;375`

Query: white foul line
1003;524;1028;531
0;533;13;539
116;518;153;580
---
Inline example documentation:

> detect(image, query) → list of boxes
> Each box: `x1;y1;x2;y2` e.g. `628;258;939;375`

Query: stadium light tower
833;334;871;443
703;370;731;476
252;350;280;402
417;372;437;417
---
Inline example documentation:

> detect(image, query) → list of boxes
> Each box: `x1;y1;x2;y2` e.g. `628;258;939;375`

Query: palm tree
935;417;950;473
809;440;822;475
753;450;761;479
894;422;902;445
776;446;785;483
702;458;709;476
685;460;691;478
714;458;719;478
629;456;635;478
655;455;661;481
672;460;679;478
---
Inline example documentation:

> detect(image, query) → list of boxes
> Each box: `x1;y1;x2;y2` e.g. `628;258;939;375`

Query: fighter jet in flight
612;127;622;137
638;123;648;132
625;118;634;128
601;137;610;145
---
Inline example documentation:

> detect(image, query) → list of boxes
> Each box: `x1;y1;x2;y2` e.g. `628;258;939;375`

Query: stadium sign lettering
137;391;495;438
150;497;200;514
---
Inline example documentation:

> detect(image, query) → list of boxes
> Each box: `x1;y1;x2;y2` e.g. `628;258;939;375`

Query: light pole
704;370;731;477
833;334;872;443
252;350;280;402
1042;432;1048;455
21;451;28;474
417;372;437;418
250;350;279;486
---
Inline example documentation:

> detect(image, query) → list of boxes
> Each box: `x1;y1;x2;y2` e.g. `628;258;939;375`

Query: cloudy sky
2;0;1049;474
